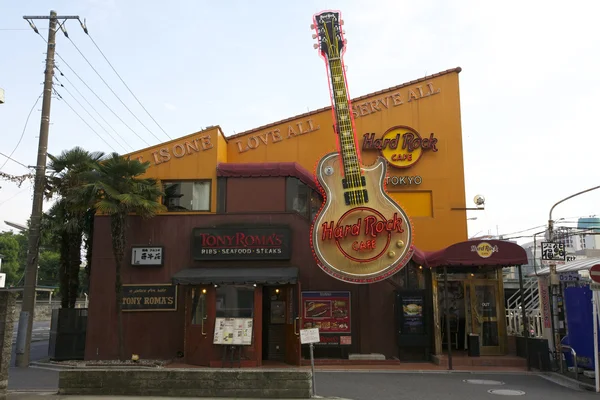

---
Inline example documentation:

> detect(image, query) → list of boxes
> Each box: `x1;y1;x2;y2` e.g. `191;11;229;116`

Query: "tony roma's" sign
362;126;439;169
192;226;292;260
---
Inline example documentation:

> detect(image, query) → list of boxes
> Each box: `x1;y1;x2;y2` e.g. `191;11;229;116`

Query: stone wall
9;300;87;323
59;369;312;398
0;292;17;400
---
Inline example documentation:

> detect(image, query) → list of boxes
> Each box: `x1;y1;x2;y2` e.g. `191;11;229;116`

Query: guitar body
311;152;414;283
309;10;414;283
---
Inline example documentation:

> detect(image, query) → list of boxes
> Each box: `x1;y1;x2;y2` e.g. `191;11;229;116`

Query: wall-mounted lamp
214;284;218;288
202;288;207;294
418;265;423;270
253;284;257;287
275;288;280;294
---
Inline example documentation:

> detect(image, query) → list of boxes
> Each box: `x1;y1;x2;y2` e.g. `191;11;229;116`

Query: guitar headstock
311;10;346;60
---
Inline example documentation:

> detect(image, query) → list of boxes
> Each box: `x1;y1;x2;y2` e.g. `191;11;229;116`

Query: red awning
216;162;318;191
411;239;528;268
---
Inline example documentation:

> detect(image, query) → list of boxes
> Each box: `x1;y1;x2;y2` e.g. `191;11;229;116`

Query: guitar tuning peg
310;24;315;30
340;20;344;25
312;34;317;39
343;39;348;44
342;31;346;35
313;43;319;49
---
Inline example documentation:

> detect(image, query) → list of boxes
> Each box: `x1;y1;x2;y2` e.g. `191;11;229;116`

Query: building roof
225;67;462;141
216;162;318;191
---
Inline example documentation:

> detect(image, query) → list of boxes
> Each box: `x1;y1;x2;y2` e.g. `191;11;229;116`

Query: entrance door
185;286;214;366
466;280;505;355
284;283;301;365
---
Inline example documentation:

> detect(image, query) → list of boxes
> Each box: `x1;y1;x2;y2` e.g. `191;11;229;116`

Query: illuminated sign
310;10;414;284
362;126;439;169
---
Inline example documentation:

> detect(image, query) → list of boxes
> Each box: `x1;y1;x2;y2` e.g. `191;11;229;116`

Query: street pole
15;11;79;368
547;185;600;374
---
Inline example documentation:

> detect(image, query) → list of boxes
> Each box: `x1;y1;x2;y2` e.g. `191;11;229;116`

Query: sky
1;0;599;245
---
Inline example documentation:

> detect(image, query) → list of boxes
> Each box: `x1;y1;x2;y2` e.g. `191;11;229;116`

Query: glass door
467;280;505;355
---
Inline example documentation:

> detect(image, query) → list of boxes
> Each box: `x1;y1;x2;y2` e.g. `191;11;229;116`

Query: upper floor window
163;180;210;212
286;177;323;220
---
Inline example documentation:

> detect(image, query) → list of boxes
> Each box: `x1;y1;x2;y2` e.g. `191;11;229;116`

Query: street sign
300;328;320;344
590;264;600;284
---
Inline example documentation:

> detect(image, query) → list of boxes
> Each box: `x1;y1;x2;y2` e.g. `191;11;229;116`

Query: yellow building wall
123;126;227;213
225;70;467;250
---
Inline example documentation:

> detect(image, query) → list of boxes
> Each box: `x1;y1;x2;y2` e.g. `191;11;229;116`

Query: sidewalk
8;394;350;400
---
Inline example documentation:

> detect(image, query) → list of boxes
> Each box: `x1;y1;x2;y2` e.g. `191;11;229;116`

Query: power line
54;89;117;152
31;30;151;146
80;21;172;140
53;75;131;152
0;185;32;207
0;152;32;170
66;35;164;142
0;92;43;170
54;65;134;151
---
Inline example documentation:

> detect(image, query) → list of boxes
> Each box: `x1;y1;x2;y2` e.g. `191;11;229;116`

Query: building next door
185;286;215;366
465;277;506;356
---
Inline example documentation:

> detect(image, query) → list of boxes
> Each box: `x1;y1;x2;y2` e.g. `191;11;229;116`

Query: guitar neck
326;57;362;182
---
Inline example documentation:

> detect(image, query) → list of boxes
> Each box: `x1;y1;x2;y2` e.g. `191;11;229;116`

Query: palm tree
46;147;105;308
82;153;165;360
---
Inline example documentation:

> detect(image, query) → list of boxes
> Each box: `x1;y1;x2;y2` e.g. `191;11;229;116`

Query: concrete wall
9;300;87;323
59;369;312;398
0;292;17;400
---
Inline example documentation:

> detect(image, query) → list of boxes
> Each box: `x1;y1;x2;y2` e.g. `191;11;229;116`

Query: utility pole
15;11;79;368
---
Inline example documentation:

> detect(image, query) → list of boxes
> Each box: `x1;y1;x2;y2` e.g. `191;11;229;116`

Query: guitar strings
323;21;364;205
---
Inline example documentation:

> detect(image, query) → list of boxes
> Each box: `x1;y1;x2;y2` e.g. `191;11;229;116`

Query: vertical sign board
541;242;566;265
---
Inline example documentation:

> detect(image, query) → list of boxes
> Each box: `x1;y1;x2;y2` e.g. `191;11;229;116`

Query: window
287;177;322;219
163;181;210;211
286;177;309;217
216;285;255;318
190;287;207;325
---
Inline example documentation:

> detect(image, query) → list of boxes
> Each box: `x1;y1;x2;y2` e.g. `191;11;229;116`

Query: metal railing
506;308;543;337
561;345;578;381
507;277;540;311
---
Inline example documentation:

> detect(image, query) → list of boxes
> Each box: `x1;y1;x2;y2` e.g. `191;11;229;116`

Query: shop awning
529;257;600;277
216;162;318;191
172;266;299;285
414;239;528;268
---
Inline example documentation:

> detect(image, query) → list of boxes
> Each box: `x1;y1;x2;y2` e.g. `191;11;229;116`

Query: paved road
315;371;597;399
11;321;50;345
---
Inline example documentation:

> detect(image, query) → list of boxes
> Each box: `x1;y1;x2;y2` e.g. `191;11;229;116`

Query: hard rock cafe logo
362;126;438;169
320;207;405;263
471;242;499;259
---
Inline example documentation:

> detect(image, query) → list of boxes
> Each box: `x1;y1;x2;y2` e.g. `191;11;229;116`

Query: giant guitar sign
309;10;414;284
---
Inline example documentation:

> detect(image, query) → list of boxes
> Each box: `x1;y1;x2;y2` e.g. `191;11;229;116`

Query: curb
538;372;595;392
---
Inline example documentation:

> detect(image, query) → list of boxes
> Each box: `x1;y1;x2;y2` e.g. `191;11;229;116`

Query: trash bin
467;333;480;357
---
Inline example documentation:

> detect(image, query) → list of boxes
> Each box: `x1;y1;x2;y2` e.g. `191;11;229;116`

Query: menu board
213;318;253;345
401;296;424;334
301;291;350;334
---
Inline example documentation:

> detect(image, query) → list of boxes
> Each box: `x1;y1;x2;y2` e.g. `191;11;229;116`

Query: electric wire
81;23;172;140
31;30;150;146
66;36;164;142
53;75;131;153
0;92;43;170
53;89;117;152
0;152;32;170
0;185;32;207
54;65;134;151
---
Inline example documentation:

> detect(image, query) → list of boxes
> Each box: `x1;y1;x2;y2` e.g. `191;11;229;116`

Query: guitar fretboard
327;58;363;190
